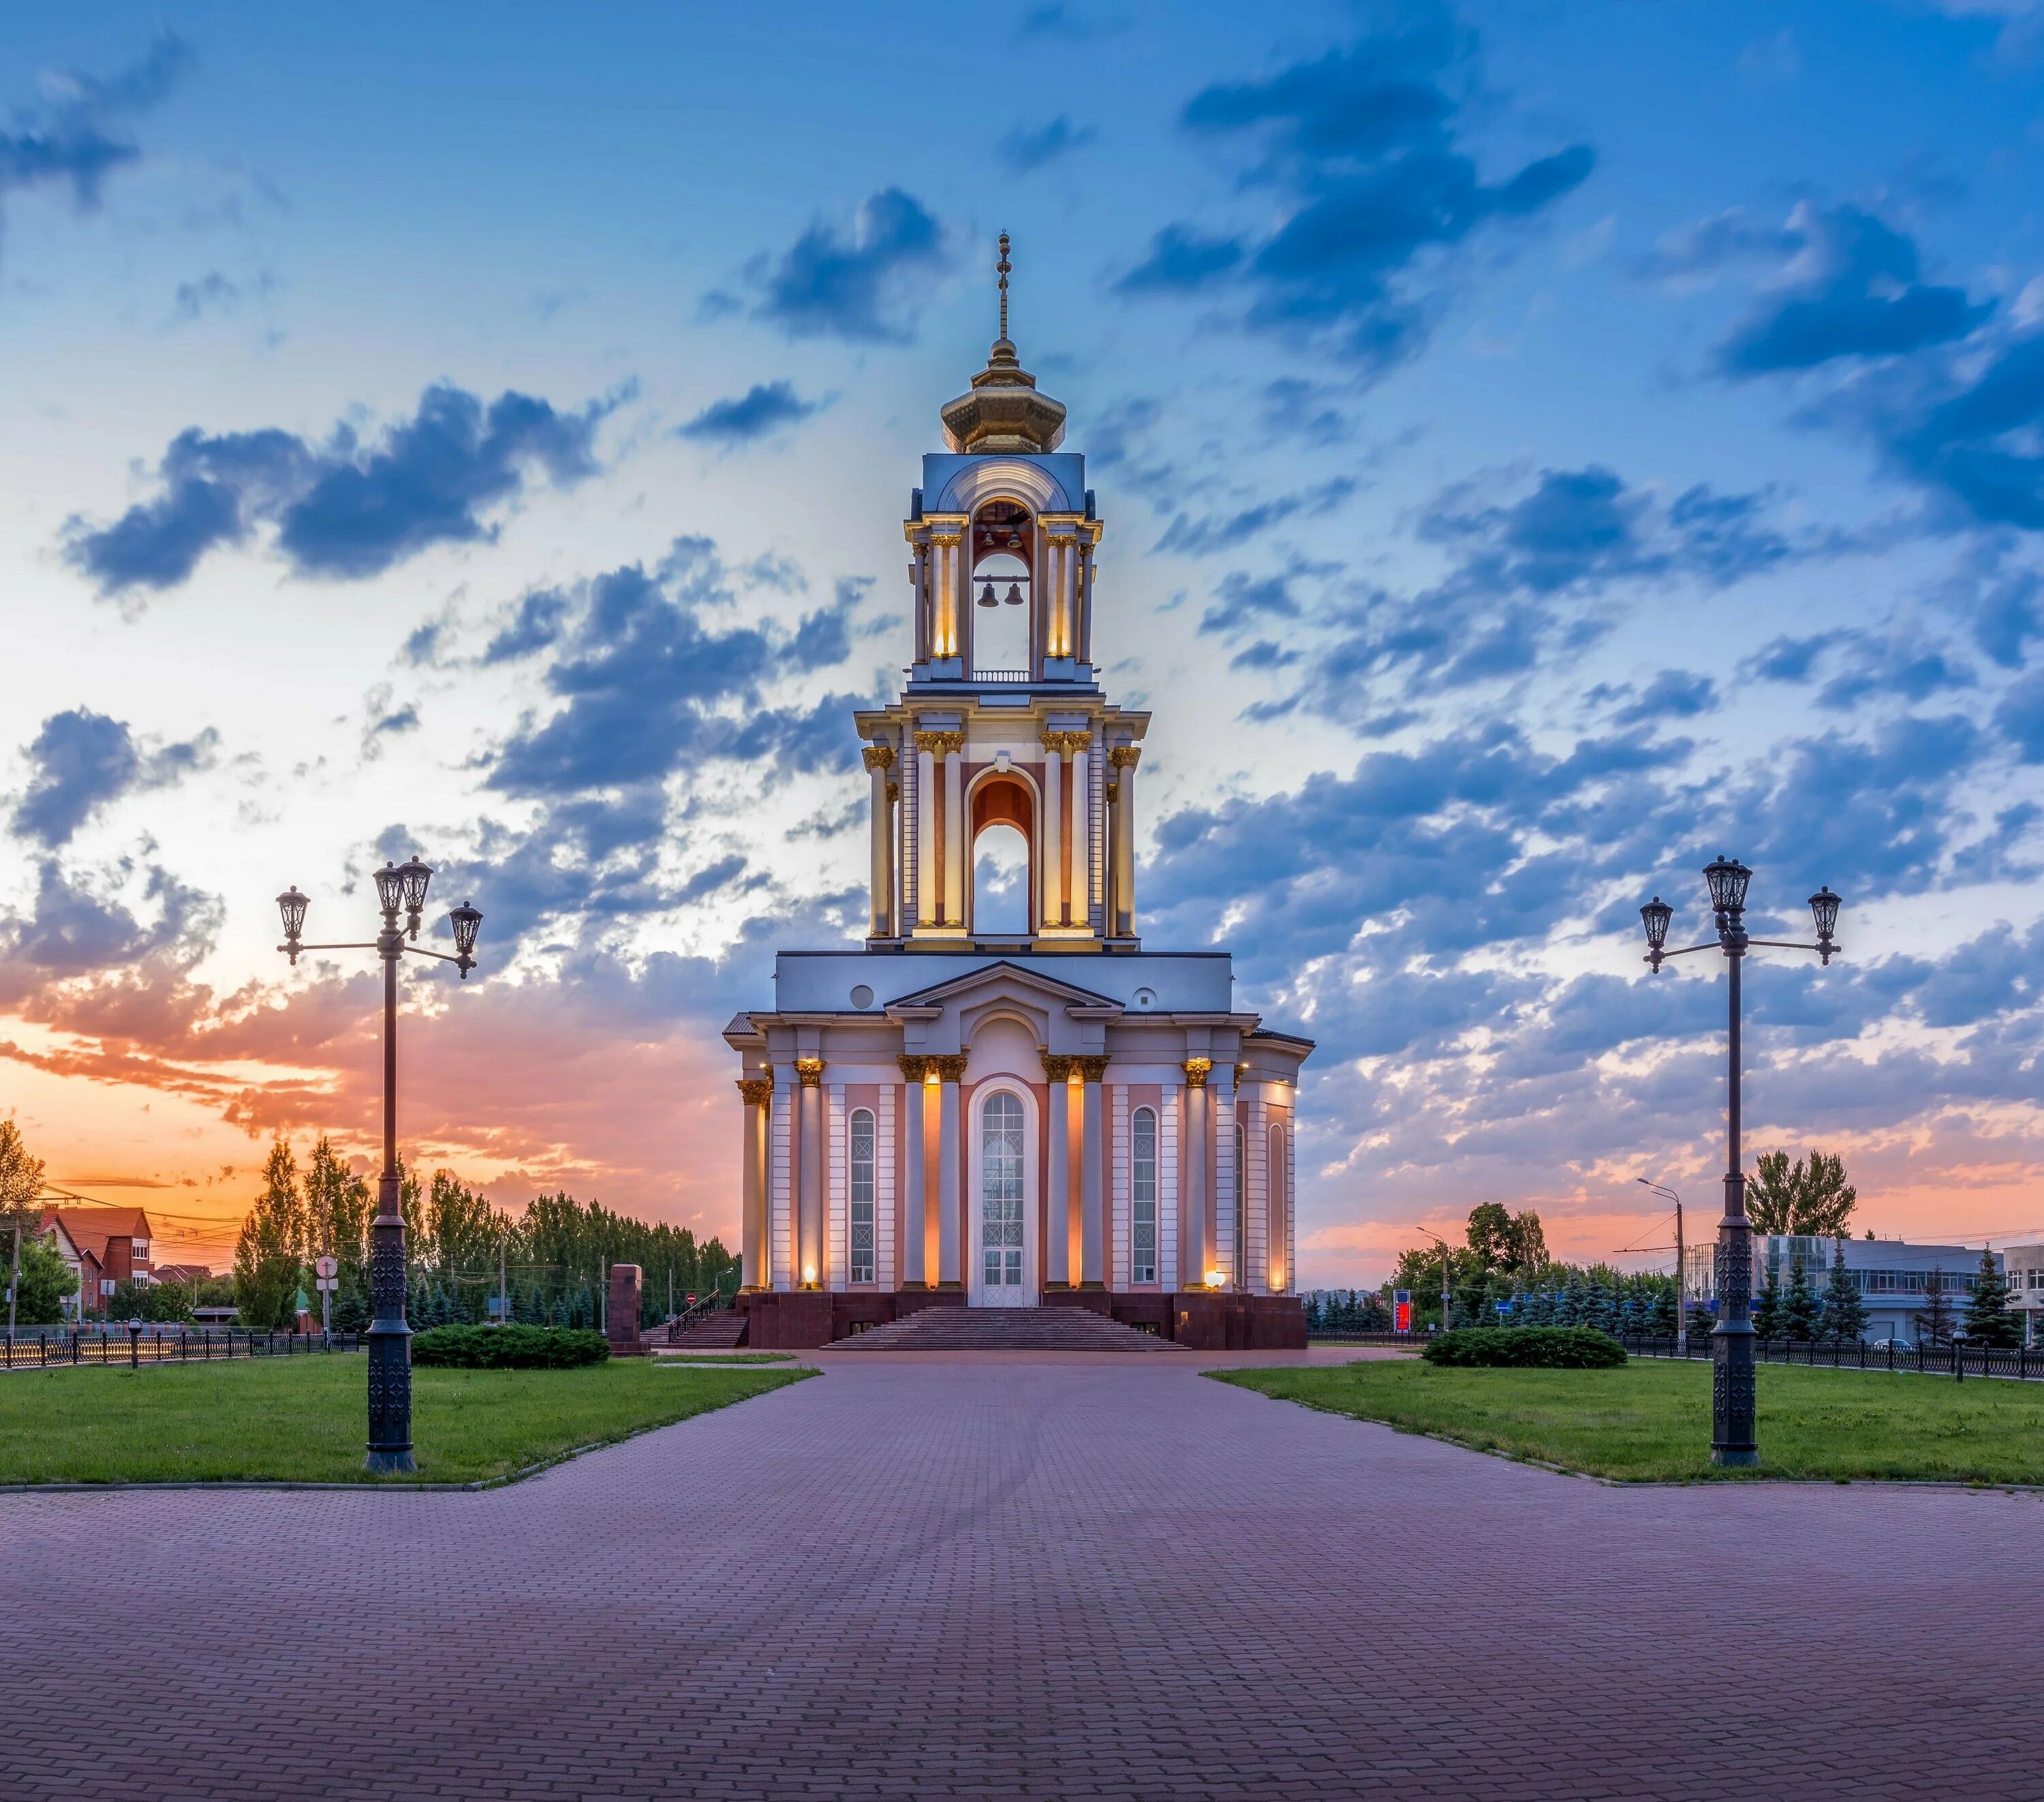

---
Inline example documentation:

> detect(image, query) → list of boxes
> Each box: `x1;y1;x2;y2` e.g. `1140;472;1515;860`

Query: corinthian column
1041;1054;1072;1285
942;739;965;927
864;745;895;938
795;1059;824;1286
1109;746;1139;937
914;733;938;928
1078;1056;1108;1286
1183;1058;1212;1288
737;1076;772;1290
1039;732;1065;928
1067;734;1091;927
935;1055;967;1286
899;1057;928;1287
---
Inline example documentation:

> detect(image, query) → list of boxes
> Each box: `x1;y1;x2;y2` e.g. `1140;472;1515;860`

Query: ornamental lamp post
1639;856;1840;1467
275;858;482;1473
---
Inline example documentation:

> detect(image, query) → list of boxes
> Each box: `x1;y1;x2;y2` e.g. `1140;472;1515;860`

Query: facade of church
728;247;1311;1348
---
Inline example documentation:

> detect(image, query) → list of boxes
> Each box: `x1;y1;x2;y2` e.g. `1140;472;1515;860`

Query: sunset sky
4;1;2043;1281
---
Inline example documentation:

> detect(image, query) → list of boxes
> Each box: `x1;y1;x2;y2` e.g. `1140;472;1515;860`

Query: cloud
719;189;948;345
1997;668;2044;762
0;860;217;980
997;116;1097;172
1611;670;1718;727
1713;203;1990;375
171;272;239;322
481;588;570;665
64;382;618;595
1120;25;1594;373
1155;478;1355;555
0;32;191;251
11;708;216;847
678;380;822;445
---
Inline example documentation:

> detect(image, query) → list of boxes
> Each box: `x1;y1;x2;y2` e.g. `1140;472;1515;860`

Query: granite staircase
834;1305;1173;1352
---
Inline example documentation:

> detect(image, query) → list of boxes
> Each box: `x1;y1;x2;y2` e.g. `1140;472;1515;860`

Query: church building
727;240;1310;1349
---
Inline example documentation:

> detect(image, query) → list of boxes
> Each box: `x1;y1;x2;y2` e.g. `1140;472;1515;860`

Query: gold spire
940;230;1066;455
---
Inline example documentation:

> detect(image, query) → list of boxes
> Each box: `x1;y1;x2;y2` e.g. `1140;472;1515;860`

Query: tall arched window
849;1108;876;1284
1233;1122;1246;1289
981;1091;1025;1292
1268;1121;1287;1290
1131;1106;1158;1284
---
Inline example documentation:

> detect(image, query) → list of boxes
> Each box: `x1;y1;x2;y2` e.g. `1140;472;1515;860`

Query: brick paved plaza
0;1350;2030;1801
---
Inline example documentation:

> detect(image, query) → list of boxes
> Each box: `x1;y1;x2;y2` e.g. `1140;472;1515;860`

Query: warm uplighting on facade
1205;1269;1223;1289
803;1264;818;1286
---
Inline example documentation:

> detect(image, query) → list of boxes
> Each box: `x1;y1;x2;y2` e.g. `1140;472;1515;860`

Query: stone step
834;1305;1173;1352
663;1311;749;1350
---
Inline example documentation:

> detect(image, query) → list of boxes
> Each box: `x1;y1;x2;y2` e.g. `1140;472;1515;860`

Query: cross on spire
997;232;1010;343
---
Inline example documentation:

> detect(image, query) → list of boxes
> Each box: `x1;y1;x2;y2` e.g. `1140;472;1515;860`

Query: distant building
1682;1234;2000;1344
2000;1243;2044;1346
38;1207;154;1315
153;1263;211;1286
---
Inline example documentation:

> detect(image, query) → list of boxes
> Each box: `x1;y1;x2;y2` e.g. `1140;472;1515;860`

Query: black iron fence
1;1329;361;1370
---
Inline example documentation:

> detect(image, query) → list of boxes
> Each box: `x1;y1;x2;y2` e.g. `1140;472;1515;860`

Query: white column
1040;735;1064;929
1079;1058;1106;1286
899;1059;927;1286
915;739;936;927
796;1060;824;1286
1067;739;1090;927
738;1078;770;1290
1111;747;1138;937
1183;1063;1211;1288
865;745;893;937
1061;535;1078;655
1042;1056;1071;1285
943;742;965;927
937;1058;963;1286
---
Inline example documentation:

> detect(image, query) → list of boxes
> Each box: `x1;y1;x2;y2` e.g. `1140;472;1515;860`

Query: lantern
1702;855;1752;916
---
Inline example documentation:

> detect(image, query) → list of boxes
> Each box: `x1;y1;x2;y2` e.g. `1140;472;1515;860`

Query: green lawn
1213;1356;2044;1484
0;1354;813;1486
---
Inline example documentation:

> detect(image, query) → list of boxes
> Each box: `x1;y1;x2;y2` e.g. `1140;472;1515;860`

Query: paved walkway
0;1354;2032;1801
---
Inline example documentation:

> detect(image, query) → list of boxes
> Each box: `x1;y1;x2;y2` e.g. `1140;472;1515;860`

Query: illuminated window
1131;1106;1158;1284
850;1108;876;1285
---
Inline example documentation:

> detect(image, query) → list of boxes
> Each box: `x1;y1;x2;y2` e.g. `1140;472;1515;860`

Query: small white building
2000;1242;2044;1345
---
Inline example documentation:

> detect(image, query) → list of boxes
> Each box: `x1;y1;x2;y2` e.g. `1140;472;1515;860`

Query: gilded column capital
1108;745;1141;769
897;1054;929;1083
794;1057;826;1087
736;1077;774;1107
863;743;897;773
929;529;964;548
1077;1055;1110;1084
932;1053;969;1083
1181;1056;1213;1089
886;780;899;804
1040;1052;1074;1082
915;730;966;759
1040;730;1092;756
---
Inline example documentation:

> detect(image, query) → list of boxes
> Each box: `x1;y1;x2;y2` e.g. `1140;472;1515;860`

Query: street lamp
275;858;482;1473
1422;1231;1454;1334
1635;1177;1684;1354
1639;856;1841;1467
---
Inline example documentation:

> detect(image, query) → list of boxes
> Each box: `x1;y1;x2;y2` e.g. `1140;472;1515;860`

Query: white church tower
726;238;1311;1348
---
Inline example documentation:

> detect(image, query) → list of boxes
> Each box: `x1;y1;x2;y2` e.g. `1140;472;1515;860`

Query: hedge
409;1324;610;1369
1421;1326;1627;1369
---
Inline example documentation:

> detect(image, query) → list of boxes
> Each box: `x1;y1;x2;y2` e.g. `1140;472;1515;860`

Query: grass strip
0;1355;811;1486
1211;1356;2044;1484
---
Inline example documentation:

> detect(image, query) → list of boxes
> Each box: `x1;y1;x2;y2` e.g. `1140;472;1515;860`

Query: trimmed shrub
1421;1326;1626;1369
410;1324;610;1369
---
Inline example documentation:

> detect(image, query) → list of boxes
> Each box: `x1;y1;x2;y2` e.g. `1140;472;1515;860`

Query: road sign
313;1276;339;1292
314;1256;339;1279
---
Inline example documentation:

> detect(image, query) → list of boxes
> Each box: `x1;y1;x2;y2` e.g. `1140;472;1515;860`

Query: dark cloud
0;32;191;245
997;116;1097;173
65;383;617;597
1155;478;1354;555
1;860;216;978
1711;204;1990;375
1997;669;2044;763
678;380;822;444
1879;330;2044;531
1739;632;1844;685
1814;634;1975;711
481;588;571;665
1121;25;1594;373
12;708;216;848
721;189;947;345
1611;670;1717;727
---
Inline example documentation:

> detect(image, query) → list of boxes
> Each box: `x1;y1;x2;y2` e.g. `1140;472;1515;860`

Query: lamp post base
365;1448;418;1475
1709;1447;1760;1469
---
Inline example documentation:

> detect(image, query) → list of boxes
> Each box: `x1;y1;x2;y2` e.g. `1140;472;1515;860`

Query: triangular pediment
885;959;1122;1014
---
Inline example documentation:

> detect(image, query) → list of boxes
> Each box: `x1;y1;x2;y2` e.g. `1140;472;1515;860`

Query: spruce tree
1650;1279;1678;1337
1752;1267;1784;1339
1821;1241;1868;1343
1913;1271;1955;1348
1782;1253;1819;1342
1964;1249;2022;1348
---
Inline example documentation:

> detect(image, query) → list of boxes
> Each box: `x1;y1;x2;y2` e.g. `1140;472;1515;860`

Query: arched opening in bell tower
967;771;1036;937
970;499;1033;680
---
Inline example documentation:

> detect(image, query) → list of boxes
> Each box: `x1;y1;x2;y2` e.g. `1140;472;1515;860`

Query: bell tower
854;234;1148;951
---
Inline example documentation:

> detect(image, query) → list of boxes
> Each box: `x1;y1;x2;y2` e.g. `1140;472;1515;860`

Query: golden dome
940;233;1067;455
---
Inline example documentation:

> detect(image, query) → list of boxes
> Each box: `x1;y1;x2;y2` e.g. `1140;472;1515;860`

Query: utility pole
1637;1178;1685;1354
7;1219;20;1346
497;1232;507;1327
1424;1232;1453;1332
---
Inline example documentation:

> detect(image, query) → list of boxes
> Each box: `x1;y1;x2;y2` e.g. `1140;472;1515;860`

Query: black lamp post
1640;858;1840;1467
276;858;481;1473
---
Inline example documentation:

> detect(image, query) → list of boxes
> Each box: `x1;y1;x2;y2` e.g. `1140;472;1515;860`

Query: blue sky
3;1;2042;1276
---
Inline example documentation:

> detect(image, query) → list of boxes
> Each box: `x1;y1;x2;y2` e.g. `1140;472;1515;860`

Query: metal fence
1310;1328;2044;1381
1;1329;362;1370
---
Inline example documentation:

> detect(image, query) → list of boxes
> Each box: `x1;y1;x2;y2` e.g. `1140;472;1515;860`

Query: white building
2000;1242;2044;1345
728;243;1311;1350
1684;1234;2002;1343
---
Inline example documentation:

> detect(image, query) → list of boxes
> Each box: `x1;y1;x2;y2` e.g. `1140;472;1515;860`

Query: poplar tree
233;1140;305;1330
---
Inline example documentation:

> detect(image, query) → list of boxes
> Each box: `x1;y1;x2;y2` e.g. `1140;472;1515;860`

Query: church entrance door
973;1087;1034;1305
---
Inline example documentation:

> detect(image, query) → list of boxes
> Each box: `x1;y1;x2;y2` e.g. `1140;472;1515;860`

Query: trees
1821;1241;1868;1344
1913;1270;1956;1348
10;1232;73;1324
1780;1253;1819;1343
1464;1204;1548;1275
1752;1267;1784;1339
234;1141;305;1331
1746;1150;1857;1238
1964;1249;2022;1348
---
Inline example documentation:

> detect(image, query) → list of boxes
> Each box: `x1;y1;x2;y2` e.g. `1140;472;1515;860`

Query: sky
3;1;2043;1281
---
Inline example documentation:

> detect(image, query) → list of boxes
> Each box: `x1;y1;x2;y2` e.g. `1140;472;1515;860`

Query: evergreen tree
1686;1299;1716;1341
1821;1241;1868;1343
233;1141;305;1329
1560;1271;1589;1326
1964;1248;2022;1348
1752;1267;1784;1339
1650;1279;1678;1338
1913;1270;1955;1348
1781;1252;1819;1342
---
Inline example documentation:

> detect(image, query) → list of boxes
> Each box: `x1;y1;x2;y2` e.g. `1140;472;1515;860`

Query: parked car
1864;1337;1913;1354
